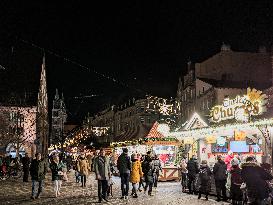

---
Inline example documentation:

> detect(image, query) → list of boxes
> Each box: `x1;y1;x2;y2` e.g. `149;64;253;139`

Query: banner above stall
210;88;268;123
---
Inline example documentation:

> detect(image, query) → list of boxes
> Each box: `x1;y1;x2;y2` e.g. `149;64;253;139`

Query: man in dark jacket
241;156;273;205
187;155;199;194
142;152;155;196
22;153;31;182
213;155;227;201
117;148;131;199
30;153;47;199
152;154;162;190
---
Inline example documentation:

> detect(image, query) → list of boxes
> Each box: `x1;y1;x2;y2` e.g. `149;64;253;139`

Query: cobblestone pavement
0;171;229;205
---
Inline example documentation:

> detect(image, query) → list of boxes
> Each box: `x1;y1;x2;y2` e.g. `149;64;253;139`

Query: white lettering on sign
210;88;267;123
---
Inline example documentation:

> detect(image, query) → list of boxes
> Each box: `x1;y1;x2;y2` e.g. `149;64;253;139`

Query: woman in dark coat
197;160;212;200
229;158;243;205
241;156;273;205
50;155;65;197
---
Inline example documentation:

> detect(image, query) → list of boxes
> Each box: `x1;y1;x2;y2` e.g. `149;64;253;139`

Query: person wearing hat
197;160;212;200
187;155;199;194
117;148;131;199
225;150;234;172
213;155;227;202
227;158;244;205
241;156;273;205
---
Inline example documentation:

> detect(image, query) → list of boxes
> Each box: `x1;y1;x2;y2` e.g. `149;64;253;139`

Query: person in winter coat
77;154;89;187
187;155;199;194
197;160;212;200
180;158;188;192
213;155;227;201
227;158;244;205
50;155;65;197
93;148;111;203
241;156;273;205
117;148;131;199
138;155;145;192
142;153;155;196
22;153;31;182
130;154;143;198
29;153;47;199
152;154;162;190
224;151;234;172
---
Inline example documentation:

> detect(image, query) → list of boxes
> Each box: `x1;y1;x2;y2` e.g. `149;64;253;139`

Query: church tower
51;89;67;146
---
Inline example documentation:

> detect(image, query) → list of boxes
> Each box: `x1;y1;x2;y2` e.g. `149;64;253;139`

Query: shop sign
234;130;246;141
210;88;267;123
217;136;226;146
183;137;194;144
206;135;216;144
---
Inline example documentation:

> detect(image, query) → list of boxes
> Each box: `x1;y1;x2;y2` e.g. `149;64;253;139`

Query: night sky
0;1;273;123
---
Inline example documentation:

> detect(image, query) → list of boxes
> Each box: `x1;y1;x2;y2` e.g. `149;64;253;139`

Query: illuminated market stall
144;122;180;181
170;88;273;166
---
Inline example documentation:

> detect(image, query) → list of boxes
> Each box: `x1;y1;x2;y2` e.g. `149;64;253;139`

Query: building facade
0;106;36;157
85;96;177;144
176;44;272;123
51;89;67;146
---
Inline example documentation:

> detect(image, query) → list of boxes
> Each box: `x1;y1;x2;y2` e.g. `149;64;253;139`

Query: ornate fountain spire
36;54;49;155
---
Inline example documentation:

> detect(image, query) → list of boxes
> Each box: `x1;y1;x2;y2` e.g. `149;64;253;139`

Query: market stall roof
144;122;179;145
169;118;273;139
184;112;208;130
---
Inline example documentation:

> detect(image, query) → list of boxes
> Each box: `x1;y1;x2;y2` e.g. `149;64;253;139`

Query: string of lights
18;38;146;94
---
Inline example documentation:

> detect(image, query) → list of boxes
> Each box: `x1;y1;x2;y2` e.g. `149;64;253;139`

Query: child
197;160;212;200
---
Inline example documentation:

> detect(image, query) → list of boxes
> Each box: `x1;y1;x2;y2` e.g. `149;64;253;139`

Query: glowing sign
210;88;267;123
92;127;109;136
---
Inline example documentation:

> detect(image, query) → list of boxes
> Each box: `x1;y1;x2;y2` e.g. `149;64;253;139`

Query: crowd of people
179;151;273;205
2;148;273;204
0;148;162;203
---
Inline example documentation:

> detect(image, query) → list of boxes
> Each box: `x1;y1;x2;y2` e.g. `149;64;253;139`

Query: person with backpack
197;160;212;200
142;151;155;196
187;155;199;194
213;155;227;201
241;156;273;205
152;154;162;191
226;158;244;205
117;148;131;199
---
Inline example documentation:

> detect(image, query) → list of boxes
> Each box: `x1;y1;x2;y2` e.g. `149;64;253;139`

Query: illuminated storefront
170;88;272;165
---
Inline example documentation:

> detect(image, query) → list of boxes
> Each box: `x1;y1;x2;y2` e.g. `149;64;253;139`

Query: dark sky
0;1;273;123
